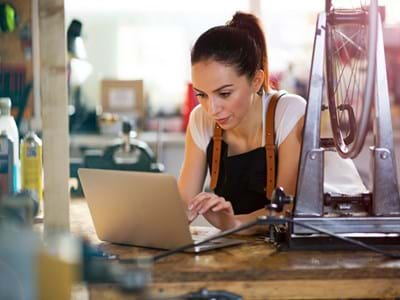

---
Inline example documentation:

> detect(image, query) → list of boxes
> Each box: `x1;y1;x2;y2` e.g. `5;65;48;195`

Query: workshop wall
0;0;33;119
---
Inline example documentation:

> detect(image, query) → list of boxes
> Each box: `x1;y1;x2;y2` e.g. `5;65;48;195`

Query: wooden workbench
69;199;400;299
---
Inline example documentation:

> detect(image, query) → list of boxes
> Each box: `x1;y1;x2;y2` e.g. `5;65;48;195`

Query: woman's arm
180;127;241;228
276;116;304;196
179;125;239;228
178;127;208;220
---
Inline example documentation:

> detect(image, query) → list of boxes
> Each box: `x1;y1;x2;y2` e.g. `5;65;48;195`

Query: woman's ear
252;69;265;93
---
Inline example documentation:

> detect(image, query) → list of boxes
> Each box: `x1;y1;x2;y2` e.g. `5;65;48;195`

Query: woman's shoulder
188;104;214;151
265;89;306;111
190;104;214;127
190;103;206;117
278;91;307;109
272;90;307;120
266;90;306;146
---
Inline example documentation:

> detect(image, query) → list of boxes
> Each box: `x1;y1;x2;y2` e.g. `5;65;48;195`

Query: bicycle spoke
335;29;365;54
325;0;376;156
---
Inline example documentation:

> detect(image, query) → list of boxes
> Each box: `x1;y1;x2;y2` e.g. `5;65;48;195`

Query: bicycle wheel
325;0;378;158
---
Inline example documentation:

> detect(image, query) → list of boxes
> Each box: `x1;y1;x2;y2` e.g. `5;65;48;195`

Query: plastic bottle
0;131;14;196
20;130;43;204
0;97;20;192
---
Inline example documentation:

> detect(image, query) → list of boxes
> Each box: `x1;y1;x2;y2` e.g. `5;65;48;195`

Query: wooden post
249;0;261;17
39;0;70;231
31;0;42;130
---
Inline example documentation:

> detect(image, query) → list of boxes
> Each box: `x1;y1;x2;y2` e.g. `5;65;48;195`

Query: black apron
206;139;269;214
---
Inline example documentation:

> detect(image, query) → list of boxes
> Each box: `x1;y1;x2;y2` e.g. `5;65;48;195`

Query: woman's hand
188;192;239;230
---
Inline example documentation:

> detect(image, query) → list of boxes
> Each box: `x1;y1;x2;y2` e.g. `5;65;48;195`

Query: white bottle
0;97;20;191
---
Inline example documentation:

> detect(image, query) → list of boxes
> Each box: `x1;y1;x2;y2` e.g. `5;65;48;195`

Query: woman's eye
220;92;231;98
196;94;207;100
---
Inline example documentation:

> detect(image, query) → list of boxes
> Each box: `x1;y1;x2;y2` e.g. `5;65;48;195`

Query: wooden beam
91;279;400;299
249;0;261;17
31;0;42;129
39;0;70;231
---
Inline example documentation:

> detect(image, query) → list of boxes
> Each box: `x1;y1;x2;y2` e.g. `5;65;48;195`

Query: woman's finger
211;200;232;213
187;210;198;223
188;192;211;210
190;193;216;211
197;197;225;214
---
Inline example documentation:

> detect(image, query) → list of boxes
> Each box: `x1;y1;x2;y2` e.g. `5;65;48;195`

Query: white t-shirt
189;91;306;150
188;91;367;195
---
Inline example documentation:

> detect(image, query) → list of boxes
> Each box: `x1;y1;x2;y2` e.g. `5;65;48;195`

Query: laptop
78;168;245;253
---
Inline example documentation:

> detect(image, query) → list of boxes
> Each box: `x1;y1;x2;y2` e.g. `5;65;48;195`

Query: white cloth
188;91;367;194
324;152;368;194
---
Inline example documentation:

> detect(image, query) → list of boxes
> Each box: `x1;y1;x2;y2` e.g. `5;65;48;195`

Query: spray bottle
0;131;14;197
0;97;19;192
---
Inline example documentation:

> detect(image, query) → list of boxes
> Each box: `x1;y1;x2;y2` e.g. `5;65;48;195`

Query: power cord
119;187;400;263
119;214;400;264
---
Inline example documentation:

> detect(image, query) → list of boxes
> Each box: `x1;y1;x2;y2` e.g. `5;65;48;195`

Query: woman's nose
209;97;221;115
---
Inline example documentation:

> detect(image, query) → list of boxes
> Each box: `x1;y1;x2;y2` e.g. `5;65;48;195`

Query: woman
178;12;367;234
178;12;306;234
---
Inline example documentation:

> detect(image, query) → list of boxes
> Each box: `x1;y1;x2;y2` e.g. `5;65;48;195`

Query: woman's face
191;59;262;130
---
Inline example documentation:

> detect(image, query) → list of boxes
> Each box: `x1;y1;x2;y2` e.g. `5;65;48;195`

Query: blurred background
1;0;400;186
62;0;400;116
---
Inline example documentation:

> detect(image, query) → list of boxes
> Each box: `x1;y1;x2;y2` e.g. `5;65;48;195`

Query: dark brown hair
191;12;270;93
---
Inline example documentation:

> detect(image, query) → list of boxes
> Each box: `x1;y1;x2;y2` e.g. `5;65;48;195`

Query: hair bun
227;12;258;32
227;12;269;92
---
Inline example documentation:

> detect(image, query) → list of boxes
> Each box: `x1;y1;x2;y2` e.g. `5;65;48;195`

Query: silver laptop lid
78;169;193;249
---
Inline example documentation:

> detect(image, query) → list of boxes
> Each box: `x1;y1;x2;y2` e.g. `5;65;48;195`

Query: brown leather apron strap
265;91;286;199
210;124;223;190
210;91;286;196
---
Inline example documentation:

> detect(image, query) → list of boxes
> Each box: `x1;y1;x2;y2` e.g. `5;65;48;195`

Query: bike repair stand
288;10;400;249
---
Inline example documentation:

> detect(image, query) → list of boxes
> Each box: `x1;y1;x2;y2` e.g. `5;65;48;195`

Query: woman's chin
216;116;234;129
217;123;235;130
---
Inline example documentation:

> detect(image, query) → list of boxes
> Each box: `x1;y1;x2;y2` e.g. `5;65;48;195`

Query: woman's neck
229;93;263;147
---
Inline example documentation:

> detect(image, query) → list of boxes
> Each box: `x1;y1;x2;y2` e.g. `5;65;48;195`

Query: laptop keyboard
190;226;224;244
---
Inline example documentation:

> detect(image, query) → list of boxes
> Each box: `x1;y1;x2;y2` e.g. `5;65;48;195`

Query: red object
269;72;282;90
181;83;198;131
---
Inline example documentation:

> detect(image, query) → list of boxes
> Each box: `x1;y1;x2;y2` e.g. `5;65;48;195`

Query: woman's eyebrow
213;84;233;92
193;84;234;94
193;87;205;93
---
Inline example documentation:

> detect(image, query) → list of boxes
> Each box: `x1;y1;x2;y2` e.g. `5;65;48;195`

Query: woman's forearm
234;208;269;235
235;204;293;235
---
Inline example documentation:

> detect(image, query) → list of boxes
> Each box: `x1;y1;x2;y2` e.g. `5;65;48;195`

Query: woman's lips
216;116;230;125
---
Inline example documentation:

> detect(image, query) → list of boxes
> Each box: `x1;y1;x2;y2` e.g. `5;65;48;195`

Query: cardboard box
101;79;145;118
